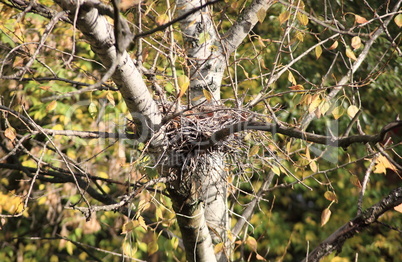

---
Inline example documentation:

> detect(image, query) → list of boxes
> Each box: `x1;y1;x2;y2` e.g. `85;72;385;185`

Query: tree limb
302;187;402;262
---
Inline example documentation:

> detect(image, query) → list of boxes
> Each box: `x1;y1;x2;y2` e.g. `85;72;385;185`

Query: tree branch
207;121;402;149
302;187;402;262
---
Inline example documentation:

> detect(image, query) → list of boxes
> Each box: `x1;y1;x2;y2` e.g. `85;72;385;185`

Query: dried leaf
5;127;16;142
289;84;304;90
257;8;267;23
177;75;190;98
350;175;362;189
345;47;357;61
355;14;368;24
347;105;359;118
46;100;57;111
351;36;362;50
256;252;267;261
288;71;297;85
320;208;332;227
395;14;402;28
315;45;322;59
328;41;338;50
279;11;290;24
324;191;338;202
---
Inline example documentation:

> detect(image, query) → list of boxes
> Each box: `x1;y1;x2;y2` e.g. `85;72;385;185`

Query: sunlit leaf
46;100;57;111
320;208;332;227
345;47;357;61
347;105;359;118
279;11;290;24
308;94;321;113
309;161;318;173
395;14;402;28
214;242;224;254
257;8;267;23
328;41;338;50
178;75;190;98
295;31;304;42
355;14;368;24
315;45;322;59
351;36;361;49
288;71;297;85
374;155;396;174
331;106;343;120
271;164;281;176
256;252;267;261
66;241;74;255
5;126;16;142
324;191;338;203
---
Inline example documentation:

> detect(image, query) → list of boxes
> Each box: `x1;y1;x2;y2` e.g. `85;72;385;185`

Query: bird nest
160;106;250;168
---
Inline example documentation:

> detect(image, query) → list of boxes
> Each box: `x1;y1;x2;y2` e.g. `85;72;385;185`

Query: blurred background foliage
0;0;401;261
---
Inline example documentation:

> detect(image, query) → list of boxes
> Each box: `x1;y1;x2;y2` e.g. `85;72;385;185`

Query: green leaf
199;31;210;44
88;102;98;119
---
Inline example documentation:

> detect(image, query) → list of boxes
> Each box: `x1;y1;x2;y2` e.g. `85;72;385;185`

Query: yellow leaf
121;221;135;234
331;106;343;120
288;71;297;85
324;191;338;202
355;14;368;24
177;75;190;98
248;145;260;157
345;47;357;61
257;8;267;23
246;236;258;251
297;12;309;26
88;102;98;119
346;105;359;118
137;215;147;230
66;241;74;255
309;161;318;173
321;208;332;227
295;31;304;42
279;11;290;24
46;100;57;111
5;126;16;142
148;241;158;255
203;89;213;102
395;14;402;28
271;164;281;176
308;94;321;113
351;36;361;50
156;14;169;25
214;242;224;254
374;155;396;174
319;101;330;116
328;41;338;50
315;45;322;59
